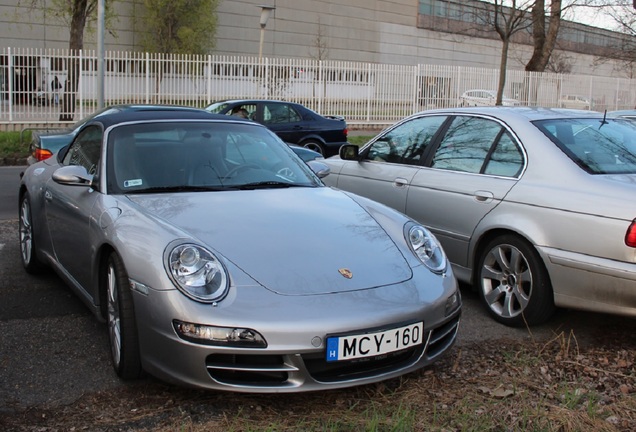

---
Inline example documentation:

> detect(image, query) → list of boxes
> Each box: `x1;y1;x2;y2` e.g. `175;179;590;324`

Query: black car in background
27;104;325;166
205;99;348;156
27;104;209;165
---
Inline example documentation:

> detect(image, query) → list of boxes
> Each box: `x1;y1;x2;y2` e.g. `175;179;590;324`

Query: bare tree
478;0;535;105
138;0;219;104
309;16;329;102
310;16;329;61
139;0;218;55
588;1;636;78
525;0;563;71
546;50;574;73
17;0;116;120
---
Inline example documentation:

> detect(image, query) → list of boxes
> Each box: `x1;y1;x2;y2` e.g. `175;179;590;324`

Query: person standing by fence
51;76;62;105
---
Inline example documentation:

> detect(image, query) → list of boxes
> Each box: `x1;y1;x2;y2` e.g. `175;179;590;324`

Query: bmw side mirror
339;144;359;160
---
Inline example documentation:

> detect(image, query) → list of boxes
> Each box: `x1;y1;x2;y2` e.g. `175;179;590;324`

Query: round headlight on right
407;225;447;273
166;243;229;303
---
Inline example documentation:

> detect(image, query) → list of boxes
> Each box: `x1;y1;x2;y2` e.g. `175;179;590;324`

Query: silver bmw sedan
324;107;636;327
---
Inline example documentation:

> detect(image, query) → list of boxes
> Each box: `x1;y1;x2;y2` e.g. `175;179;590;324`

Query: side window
262;103;301;124
284;104;302;122
62;125;103;175
483;131;524;177
229;104;256;120
431;116;501;174
366;115;447;165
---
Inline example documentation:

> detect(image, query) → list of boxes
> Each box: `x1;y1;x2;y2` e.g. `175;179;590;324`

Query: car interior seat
185;132;227;185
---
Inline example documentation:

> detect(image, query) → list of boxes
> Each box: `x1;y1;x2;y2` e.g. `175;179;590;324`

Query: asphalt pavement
2;163;636;414
0;166;23;220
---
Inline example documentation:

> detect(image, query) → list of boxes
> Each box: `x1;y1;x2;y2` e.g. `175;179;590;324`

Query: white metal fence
2;47;636;127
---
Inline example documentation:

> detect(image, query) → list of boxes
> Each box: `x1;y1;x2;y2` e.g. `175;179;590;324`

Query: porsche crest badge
338;268;353;279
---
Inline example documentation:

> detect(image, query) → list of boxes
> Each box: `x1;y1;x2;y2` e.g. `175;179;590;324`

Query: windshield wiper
238;181;306;190
131;185;230;194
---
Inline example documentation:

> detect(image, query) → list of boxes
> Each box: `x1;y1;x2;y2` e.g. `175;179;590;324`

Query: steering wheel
224;163;261;179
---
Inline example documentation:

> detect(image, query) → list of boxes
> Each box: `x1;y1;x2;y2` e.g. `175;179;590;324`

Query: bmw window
366;115;447;165
431;116;522;176
536;118;636;174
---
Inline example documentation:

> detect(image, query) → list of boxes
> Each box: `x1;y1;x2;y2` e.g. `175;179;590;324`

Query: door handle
394;178;409;188
474;190;494;202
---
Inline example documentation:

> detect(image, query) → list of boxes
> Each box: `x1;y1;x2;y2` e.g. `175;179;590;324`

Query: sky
568;5;620;30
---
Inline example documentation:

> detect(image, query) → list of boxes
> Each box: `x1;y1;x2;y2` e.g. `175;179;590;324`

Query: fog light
445;291;461;317
173;320;267;348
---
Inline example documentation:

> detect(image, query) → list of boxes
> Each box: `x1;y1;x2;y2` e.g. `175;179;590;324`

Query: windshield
106;121;322;194
205;102;230;114
534;117;636;174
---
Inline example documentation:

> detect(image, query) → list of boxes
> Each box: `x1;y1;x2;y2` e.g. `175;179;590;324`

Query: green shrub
0;131;31;159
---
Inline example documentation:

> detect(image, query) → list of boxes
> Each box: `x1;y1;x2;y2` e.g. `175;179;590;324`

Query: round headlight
167;243;229;303
407;225;447;273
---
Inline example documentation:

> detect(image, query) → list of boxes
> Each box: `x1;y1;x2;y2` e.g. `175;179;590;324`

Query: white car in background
459;90;520;107
559;95;592;110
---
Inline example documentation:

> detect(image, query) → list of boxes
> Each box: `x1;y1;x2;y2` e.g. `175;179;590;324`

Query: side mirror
52;165;94;186
307;160;330;178
339;144;359;160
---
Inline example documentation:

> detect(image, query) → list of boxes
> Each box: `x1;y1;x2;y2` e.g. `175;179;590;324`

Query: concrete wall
0;0;623;79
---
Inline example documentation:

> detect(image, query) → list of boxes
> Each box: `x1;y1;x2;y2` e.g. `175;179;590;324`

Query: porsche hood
127;187;413;295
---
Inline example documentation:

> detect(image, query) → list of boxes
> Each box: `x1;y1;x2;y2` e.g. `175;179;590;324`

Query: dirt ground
1;332;634;432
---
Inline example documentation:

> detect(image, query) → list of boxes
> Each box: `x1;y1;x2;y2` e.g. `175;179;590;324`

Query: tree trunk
59;0;89;121
525;0;562;72
497;38;510;106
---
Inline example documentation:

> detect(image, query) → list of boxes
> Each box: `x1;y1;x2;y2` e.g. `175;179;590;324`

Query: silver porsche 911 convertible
18;108;461;392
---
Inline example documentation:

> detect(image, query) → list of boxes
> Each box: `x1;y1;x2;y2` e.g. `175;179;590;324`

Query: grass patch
0;132;374;162
347;135;373;147
4;335;633;432
0;131;31;159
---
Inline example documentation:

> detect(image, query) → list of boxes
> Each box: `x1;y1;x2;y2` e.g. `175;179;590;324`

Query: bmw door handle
394;178;409;188
474;190;494;202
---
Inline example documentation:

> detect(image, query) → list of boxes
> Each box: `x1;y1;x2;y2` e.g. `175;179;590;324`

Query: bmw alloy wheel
478;235;555;326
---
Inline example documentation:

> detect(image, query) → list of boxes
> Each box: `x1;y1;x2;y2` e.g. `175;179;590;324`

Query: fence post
145;52;150;104
79;49;84;120
615;77;620;111
8;47;13;122
207;54;212;105
588;76;593;110
317;60;323;114
456;66;462;108
264;57;270;99
413;64;420;112
366;63;372;122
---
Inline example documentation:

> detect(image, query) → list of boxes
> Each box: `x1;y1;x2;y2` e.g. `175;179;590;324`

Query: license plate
325;322;424;362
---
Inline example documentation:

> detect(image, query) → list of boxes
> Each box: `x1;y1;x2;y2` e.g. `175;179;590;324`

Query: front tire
19;193;45;274
477;235;555;327
106;252;142;379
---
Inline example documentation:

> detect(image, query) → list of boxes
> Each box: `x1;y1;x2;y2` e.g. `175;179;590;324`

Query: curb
0;158;28;167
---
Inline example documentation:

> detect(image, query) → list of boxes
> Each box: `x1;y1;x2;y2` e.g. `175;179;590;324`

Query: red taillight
34;148;53;161
625;220;636;247
343;128;348;137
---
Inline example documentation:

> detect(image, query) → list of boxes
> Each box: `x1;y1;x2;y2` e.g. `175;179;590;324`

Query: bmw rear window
534;118;636;174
